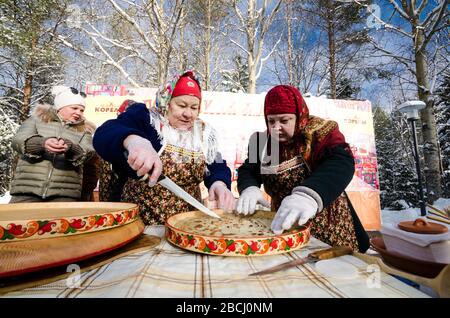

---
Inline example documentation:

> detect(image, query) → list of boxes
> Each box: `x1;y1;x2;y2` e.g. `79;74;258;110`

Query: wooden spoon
354;252;450;298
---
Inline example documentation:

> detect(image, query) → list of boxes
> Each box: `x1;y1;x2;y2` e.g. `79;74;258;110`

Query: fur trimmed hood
32;103;96;134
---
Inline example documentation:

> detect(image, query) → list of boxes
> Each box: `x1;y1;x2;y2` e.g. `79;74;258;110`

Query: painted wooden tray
0;218;145;279
0;233;160;294
0;202;139;242
165;210;310;256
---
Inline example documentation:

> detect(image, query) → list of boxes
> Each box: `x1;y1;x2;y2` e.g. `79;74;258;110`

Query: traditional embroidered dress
93;71;231;225
121;110;220;224
237;85;369;253
260;118;359;250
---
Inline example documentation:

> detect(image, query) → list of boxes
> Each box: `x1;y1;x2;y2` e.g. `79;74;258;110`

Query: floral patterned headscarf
155;70;202;117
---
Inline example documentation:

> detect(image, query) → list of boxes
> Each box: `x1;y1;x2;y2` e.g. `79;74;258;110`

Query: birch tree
231;0;283;93
59;0;187;87
187;0;230;90
268;1;328;95
359;0;449;201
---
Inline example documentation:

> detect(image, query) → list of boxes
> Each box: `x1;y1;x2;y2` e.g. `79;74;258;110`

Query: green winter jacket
10;104;96;199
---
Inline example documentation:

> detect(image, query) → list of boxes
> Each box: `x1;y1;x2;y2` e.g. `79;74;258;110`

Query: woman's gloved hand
236;186;270;215
208;181;235;212
271;191;318;235
123;134;162;186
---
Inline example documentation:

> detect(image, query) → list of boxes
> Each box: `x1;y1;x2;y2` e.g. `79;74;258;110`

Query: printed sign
84;88;381;230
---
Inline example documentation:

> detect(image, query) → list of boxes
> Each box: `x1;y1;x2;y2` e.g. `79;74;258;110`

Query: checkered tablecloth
2;226;429;298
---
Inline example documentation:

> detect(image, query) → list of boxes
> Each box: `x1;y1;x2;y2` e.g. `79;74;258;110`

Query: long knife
157;174;221;219
249;246;353;276
123;151;221;219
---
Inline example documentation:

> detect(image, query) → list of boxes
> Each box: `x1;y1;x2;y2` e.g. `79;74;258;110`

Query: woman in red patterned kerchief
94;71;235;225
236;85;369;252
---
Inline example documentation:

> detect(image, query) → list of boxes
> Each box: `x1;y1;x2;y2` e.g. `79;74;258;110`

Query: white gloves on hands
271;191;318;235
208;181;235;212
123;134;163;186
236;186;270;215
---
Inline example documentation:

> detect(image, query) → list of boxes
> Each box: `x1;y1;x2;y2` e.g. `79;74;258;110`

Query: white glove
123;134;162;186
271;191;318;235
236;186;270;215
208;181;235;212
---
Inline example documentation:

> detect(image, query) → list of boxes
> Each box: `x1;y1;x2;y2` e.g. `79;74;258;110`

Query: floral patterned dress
261;119;359;251
98;158;113;202
121;113;213;225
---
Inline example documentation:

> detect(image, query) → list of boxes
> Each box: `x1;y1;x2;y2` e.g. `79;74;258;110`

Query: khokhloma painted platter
165;210;310;256
0;202;139;242
0;202;146;278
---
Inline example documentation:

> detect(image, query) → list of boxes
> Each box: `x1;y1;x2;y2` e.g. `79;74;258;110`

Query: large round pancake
165;210;310;256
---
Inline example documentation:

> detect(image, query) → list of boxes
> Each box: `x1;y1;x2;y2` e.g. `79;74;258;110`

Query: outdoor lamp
398;100;427;216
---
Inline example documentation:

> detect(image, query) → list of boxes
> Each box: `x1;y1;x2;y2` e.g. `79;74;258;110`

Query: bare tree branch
229;38;251;56
90;36;141;87
368;38;417;76
354;0;413;39
107;0;157;54
256;37;280;80
416;0;429;16
421;0;447;26
420;0;449;51
387;0;411;20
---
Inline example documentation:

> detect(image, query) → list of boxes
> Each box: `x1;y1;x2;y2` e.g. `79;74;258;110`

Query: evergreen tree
435;73;450;197
335;77;361;100
373;107;419;209
299;0;369;98
0;103;19;195
0;0;67;122
0;0;67;195
220;55;249;93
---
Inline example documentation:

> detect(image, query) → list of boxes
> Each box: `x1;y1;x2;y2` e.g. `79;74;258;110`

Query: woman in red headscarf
93;71;234;225
236;85;369;252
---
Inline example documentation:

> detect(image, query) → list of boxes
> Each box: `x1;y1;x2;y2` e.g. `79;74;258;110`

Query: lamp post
398;101;427;216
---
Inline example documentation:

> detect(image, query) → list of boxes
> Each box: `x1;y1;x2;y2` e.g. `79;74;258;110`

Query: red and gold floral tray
0;202;139;242
165;210;310;256
0;218;145;279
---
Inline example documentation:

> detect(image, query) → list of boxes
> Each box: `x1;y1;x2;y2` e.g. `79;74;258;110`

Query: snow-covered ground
381;197;450;225
0;191;11;204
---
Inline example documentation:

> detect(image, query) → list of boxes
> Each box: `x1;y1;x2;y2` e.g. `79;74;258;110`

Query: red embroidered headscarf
264;85;309;133
263;85;351;169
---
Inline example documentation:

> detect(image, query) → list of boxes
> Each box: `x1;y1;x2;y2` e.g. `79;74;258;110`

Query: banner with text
84;89;381;230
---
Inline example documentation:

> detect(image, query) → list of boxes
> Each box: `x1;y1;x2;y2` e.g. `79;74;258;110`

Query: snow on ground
0;191;10;204
381;197;450;225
